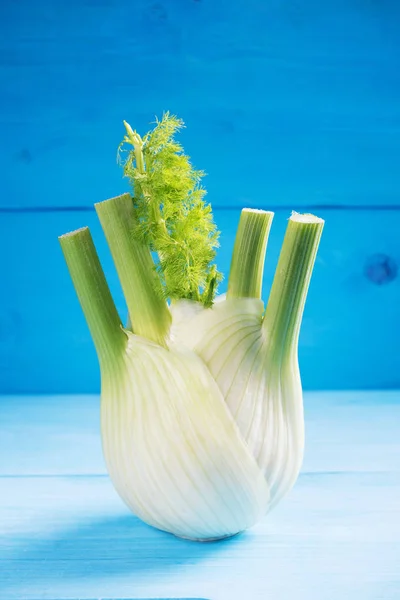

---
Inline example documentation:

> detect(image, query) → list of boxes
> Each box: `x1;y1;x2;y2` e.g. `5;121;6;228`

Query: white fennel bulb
101;332;270;540
59;116;324;541
171;211;323;510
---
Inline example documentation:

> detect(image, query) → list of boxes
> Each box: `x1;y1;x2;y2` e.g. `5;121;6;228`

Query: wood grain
1;0;400;209
0;392;399;599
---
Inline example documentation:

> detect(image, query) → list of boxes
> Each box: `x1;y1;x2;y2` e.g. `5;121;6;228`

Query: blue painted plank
0;208;399;393
2;473;399;599
0;392;399;599
1;0;400;209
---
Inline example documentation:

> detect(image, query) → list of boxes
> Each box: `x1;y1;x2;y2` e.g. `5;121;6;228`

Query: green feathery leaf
118;112;222;305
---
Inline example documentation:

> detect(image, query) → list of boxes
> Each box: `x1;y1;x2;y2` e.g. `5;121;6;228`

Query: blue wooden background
1;0;399;393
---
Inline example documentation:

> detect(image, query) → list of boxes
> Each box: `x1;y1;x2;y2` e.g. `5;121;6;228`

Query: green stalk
95;193;171;347
59;227;125;365
227;209;274;299
263;212;324;360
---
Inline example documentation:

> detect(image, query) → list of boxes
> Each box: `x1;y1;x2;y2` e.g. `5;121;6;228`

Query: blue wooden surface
1;0;400;210
1;392;399;599
1;0;400;393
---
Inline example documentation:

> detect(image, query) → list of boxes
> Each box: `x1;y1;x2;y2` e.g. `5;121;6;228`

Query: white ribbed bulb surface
100;296;304;541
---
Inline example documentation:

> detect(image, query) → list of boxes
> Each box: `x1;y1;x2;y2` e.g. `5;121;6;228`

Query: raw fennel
59;114;324;541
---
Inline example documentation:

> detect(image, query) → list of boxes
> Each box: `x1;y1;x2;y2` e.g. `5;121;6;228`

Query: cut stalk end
263;212;324;359
95;193;171;347
289;211;324;224
227;208;274;300
59;227;125;364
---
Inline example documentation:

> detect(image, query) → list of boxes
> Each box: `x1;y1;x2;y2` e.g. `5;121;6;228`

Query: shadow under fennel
2;513;248;594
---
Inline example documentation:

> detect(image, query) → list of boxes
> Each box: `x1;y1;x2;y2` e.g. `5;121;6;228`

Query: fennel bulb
59;115;324;541
172;210;324;509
